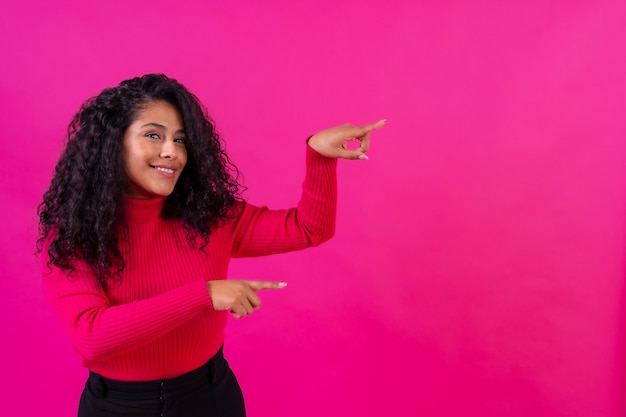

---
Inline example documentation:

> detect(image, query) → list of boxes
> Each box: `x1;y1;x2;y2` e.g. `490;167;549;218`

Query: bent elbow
71;334;111;363
69;311;115;363
308;223;335;246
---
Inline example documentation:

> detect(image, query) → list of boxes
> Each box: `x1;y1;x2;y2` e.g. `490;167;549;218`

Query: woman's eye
146;133;160;139
174;137;186;144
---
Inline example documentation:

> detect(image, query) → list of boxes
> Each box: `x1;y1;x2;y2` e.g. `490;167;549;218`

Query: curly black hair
37;74;242;287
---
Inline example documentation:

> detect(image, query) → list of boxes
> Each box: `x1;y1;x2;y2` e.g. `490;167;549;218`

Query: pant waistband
88;346;224;399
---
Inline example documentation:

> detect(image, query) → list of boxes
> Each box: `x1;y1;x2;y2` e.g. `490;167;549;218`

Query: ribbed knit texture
42;145;337;381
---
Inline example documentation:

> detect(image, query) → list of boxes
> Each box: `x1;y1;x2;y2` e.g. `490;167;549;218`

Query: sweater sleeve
228;144;337;258
41;250;214;363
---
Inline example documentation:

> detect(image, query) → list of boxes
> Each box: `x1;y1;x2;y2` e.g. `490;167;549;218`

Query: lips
154;166;175;174
151;164;177;177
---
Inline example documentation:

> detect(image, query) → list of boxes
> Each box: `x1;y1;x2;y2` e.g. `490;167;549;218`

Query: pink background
1;1;625;416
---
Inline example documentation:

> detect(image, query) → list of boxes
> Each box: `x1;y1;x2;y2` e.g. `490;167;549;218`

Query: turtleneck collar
123;196;166;225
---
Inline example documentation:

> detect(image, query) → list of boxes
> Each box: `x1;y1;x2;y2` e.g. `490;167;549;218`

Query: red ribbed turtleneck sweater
42;146;336;381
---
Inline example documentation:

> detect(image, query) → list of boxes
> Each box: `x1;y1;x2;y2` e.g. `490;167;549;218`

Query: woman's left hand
308;120;386;160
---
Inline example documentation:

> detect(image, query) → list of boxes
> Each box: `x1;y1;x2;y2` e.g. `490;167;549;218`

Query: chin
162;188;178;197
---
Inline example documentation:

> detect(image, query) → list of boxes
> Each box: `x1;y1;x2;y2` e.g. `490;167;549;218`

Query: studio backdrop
1;1;625;416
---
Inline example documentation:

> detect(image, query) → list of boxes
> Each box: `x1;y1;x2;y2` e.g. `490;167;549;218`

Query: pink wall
1;1;625;416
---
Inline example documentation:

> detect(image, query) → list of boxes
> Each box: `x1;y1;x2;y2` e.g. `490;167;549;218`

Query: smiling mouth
152;166;175;174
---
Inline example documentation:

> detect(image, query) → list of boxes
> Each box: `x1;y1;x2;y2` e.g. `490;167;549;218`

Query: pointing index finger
247;281;288;291
354;119;385;155
346;119;386;142
359;119;387;134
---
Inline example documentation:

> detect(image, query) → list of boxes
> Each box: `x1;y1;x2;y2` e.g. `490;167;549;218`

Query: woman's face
122;100;188;199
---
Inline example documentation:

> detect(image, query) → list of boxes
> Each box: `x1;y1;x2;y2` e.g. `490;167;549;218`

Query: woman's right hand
206;280;287;319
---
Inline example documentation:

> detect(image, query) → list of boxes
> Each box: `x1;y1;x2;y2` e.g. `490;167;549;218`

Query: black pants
78;347;246;417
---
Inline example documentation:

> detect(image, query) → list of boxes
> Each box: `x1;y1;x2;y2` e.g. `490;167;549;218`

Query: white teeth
155;167;174;174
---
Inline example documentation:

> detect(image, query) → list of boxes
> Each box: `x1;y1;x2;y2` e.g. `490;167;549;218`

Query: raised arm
227;120;386;258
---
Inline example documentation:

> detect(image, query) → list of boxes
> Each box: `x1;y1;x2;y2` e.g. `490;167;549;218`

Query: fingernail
381;119;388;122
358;154;369;160
278;282;288;287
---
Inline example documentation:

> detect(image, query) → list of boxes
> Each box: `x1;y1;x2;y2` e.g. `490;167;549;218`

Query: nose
159;139;178;160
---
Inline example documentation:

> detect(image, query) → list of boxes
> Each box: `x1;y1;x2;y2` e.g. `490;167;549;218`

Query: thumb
247;281;288;291
339;149;369;160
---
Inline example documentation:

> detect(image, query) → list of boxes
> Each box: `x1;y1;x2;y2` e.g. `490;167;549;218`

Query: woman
38;73;384;417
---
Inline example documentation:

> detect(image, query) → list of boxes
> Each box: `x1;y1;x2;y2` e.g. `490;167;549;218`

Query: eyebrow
139;123;186;135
